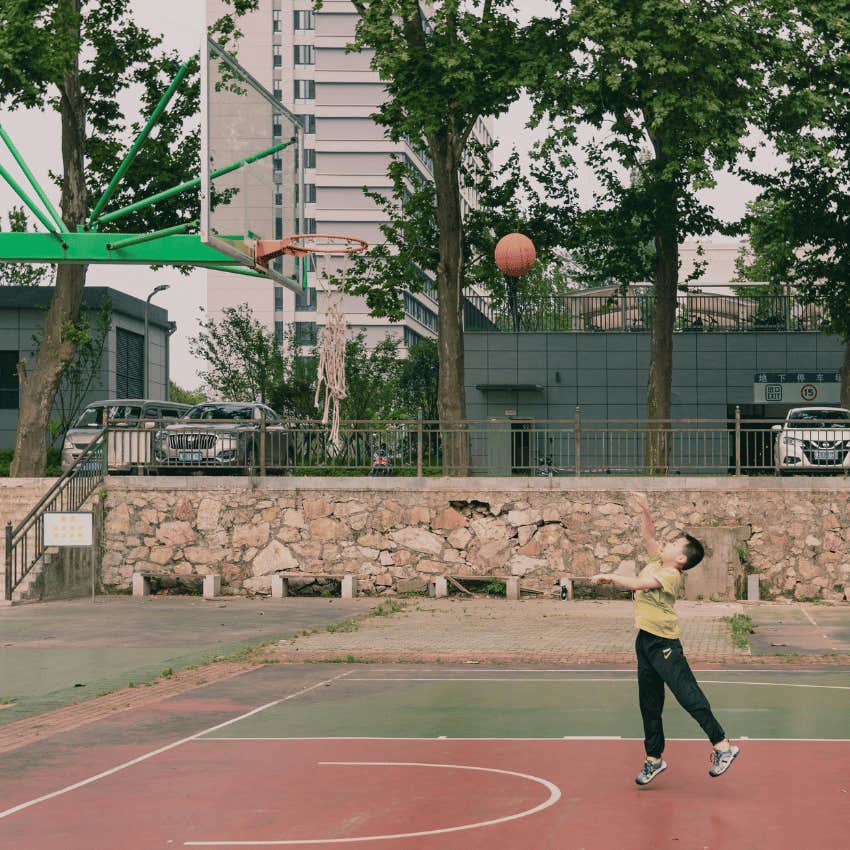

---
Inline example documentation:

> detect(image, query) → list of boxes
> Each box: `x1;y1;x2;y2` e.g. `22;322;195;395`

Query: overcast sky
0;0;771;390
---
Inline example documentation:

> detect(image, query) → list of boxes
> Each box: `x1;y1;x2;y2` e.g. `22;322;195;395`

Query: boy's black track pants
636;629;726;757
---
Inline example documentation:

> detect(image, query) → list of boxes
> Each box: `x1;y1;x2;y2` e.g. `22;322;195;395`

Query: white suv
772;407;850;473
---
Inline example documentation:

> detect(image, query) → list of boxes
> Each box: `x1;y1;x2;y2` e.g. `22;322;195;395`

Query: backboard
200;37;305;290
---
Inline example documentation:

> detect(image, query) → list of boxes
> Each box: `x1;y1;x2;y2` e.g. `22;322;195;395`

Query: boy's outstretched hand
590;573;614;585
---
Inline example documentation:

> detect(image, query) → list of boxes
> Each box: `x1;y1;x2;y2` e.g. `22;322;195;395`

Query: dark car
153;402;292;474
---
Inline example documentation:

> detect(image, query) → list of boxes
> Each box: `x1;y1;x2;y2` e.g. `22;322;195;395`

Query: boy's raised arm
629;493;659;558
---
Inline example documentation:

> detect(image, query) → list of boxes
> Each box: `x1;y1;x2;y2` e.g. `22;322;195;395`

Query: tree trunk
645;217;678;474
10;0;87;478
430;132;468;475
841;340;850;409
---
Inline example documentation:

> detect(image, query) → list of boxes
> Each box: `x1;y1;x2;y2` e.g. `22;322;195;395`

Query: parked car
152;402;292;474
772;407;850;473
61;399;191;472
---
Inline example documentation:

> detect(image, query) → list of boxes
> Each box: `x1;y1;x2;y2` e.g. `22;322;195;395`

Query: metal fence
5;432;106;601
464;293;828;333
97;413;850;478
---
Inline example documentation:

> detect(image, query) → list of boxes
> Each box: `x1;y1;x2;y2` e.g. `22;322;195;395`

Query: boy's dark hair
681;534;704;570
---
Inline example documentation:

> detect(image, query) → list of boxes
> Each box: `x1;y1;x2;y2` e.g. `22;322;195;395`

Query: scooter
536;454;559;477
369;442;393;476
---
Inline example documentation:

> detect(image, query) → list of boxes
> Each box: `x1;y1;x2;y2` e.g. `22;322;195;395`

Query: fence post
574;405;582;477
416;408;423;477
4;520;11;602
735;405;742;476
259;412;267;477
101;426;109;479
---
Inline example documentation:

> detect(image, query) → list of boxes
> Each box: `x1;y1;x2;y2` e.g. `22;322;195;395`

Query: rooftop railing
463;293;828;334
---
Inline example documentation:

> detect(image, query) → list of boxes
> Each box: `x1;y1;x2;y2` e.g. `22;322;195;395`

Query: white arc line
0;670;354;821
800;606;818;626
184;761;562;846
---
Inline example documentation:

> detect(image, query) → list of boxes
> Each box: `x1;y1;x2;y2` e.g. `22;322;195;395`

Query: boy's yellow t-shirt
634;555;684;639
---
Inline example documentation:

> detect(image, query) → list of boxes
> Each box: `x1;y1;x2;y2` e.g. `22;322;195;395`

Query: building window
295;321;317;345
0;350;19;410
404;292;439;333
294;10;315;30
275;321;284;346
296;113;316;134
274;182;283;207
295;286;317;311
304;217;316;234
273;81;282;101
274;287;284;312
296;183;317;204
301;148;316;169
116;328;144;398
273;9;282;31
404;326;424;349
294;45;315;65
294;79;316;99
273;45;283;67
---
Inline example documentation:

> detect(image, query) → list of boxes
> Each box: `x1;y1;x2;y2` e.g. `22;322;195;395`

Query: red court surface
1;665;848;849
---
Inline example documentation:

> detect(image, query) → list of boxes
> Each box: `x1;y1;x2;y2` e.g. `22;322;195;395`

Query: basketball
494;232;536;277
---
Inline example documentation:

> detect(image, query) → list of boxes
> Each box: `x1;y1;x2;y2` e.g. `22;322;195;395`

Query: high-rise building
206;0;494;352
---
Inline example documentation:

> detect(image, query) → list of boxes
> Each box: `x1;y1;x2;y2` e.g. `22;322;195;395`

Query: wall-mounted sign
753;372;841;405
43;512;94;547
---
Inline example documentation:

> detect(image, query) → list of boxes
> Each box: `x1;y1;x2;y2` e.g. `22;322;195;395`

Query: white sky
0;0;776;390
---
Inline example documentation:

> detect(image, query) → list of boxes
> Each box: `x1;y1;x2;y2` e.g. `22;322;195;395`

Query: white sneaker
709;744;740;777
636;757;667;785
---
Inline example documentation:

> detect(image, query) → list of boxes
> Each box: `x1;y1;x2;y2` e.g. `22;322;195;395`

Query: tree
342;0;526;471
744;3;850;406
0;0;255;476
395;338;439;420
169;382;207;406
189;304;284;404
0;208;53;287
532;0;781;470
50;299;112;444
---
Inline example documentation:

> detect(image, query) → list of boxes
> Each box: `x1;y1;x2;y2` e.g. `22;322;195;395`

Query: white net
313;253;350;452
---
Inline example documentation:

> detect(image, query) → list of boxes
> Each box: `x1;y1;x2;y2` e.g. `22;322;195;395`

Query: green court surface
202;666;850;742
0;597;373;724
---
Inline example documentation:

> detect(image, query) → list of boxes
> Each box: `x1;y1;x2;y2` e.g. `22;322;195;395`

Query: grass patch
325;618;360;633
161;667;173;678
726;614;754;649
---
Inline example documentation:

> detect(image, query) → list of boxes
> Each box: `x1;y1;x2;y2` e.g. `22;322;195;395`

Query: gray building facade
0;287;171;449
464;330;846;474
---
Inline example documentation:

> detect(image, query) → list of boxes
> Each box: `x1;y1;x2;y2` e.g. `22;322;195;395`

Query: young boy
591;493;740;785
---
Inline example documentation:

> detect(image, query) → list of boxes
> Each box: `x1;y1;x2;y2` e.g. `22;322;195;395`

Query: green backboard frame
0;39;305;291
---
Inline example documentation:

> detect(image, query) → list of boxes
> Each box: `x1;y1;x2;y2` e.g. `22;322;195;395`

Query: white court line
197;735;849;742
800;606;819;627
0;670;354;821
184;761;562;846
345;677;850;690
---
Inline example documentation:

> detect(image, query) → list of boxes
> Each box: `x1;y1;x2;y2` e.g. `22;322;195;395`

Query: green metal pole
95;138;296;227
196;263;267;277
106;220;197;251
0;162;63;238
89;58;194;227
0;125;69;233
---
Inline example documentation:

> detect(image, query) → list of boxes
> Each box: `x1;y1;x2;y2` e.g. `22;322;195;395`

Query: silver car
61;399;191;472
772;407;850;473
153;402;291;473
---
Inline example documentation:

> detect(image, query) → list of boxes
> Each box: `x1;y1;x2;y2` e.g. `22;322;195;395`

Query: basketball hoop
257;234;368;454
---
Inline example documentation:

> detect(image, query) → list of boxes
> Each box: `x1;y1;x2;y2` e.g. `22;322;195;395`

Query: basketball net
313;253;350;452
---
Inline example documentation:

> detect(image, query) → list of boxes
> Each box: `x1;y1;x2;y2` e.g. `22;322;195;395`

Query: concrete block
203;574;221;599
132;572;150;597
434;576;448;598
506;577;520;601
747;574;760;602
341;574;358;599
271;574;290;598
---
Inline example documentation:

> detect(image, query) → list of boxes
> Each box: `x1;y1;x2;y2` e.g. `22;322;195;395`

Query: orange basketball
494;232;537;277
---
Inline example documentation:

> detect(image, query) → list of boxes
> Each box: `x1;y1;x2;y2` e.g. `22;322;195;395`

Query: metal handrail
4;430;107;601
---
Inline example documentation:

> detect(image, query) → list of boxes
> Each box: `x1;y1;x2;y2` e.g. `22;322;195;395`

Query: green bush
0;448;63;477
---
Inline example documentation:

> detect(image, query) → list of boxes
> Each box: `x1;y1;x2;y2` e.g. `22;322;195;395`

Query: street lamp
144;284;170;398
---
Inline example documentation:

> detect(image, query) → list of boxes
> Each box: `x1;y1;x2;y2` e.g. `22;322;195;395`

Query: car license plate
178;450;203;463
814;450;838;461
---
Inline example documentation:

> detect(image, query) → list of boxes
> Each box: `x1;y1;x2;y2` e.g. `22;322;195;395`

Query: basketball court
1;663;847;849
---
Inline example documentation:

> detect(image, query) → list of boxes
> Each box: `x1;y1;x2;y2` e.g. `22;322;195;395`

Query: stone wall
101;477;850;601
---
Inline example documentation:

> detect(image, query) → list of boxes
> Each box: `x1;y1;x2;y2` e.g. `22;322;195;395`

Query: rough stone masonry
98;477;850;602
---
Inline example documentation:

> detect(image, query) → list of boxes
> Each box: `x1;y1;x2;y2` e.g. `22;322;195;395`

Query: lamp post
144;284;170;398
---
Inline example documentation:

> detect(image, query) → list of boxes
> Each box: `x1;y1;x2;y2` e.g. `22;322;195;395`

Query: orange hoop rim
255;234;369;267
